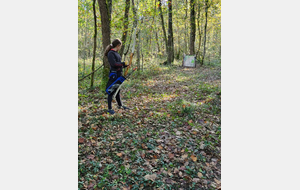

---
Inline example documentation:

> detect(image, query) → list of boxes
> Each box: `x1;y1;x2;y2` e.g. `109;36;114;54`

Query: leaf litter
78;65;221;190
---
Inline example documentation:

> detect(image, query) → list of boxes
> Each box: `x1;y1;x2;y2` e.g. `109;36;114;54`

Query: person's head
104;39;122;56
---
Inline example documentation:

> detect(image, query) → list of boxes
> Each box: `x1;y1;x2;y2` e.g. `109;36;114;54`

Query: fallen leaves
198;172;203;178
191;154;197;162
144;174;157;181
78;138;85;144
87;155;94;160
182;154;188;159
116;152;123;157
78;66;221;189
168;153;174;159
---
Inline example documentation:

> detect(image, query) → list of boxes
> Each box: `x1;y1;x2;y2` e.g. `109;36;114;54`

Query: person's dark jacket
107;49;126;76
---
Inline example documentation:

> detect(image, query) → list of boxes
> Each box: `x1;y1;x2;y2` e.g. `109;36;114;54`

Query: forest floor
78;62;221;190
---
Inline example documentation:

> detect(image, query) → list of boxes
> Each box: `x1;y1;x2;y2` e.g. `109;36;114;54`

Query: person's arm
108;52;125;68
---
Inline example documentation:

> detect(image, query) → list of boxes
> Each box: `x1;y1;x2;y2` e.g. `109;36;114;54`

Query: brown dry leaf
88;182;95;188
214;178;221;184
191;155;197;162
188;120;193;123
167;114;170;117
179;171;183;177
111;141;114;146
192;131;197;135
110;136;116;140
168;153;174;159
153;154;158;159
181;154;188;159
92;126;97;130
158;145;163;149
183;104;186;108
87;155;95;160
142;144;146;149
141;153;145;158
144;174;157;181
197;172;203;178
117;152;123;157
78;138;85;144
184;175;192;182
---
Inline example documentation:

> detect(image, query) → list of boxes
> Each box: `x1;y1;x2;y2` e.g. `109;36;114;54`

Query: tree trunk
189;0;196;55
155;32;160;54
90;0;97;88
158;0;167;56
136;30;140;71
107;0;112;23
83;4;88;77
185;0;188;54
98;0;111;90
196;3;202;59
119;0;130;59
167;0;174;64
201;0;209;66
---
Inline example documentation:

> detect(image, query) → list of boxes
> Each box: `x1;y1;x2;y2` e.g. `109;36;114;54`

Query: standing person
104;39;130;114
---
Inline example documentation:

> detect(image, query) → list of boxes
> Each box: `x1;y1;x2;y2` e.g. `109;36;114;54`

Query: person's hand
123;62;129;68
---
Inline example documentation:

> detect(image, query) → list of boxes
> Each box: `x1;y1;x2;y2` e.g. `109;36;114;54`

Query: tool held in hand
105;67;137;96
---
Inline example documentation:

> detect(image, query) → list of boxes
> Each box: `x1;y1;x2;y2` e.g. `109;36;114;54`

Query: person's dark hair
104;39;122;56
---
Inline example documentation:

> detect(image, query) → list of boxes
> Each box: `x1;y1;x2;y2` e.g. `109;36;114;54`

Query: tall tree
189;0;196;55
201;0;209;66
119;0;130;58
196;2;203;59
90;0;98;88
158;0;167;55
167;0;174;64
98;0;111;90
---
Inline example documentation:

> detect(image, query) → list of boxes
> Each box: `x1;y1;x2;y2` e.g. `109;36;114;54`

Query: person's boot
107;109;115;115
118;105;130;110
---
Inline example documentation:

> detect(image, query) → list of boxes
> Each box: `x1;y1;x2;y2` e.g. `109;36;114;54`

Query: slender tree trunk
137;17;144;71
124;26;133;59
136;30;140;71
196;6;202;58
158;0;167;56
119;0;130;59
196;4;202;59
83;4;88;77
185;0;188;54
189;0;196;55
201;0;209;66
90;0;97;88
98;0;111;90
167;0;174;64
155;32;160;53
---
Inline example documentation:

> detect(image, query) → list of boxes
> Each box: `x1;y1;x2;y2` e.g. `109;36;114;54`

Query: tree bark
189;0;196;55
167;0;174;64
155;32;160;54
119;0;130;59
90;0;97;88
201;0;209;66
158;0;167;55
98;0;111;90
196;2;202;59
136;30;140;71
